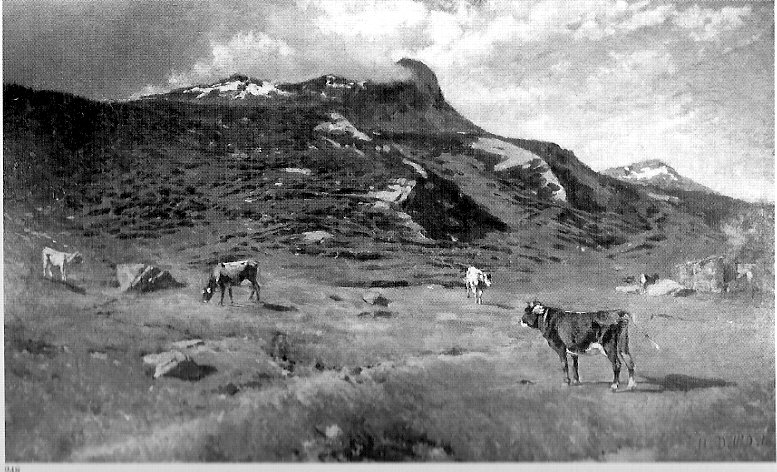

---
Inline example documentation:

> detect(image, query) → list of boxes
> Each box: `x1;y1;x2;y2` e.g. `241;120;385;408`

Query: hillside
3;59;773;462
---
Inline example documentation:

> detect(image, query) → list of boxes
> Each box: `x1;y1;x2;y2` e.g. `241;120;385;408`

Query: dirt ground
4;232;774;462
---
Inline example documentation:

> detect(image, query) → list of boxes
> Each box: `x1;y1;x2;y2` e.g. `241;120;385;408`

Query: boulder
645;279;685;296
116;263;185;292
142;350;198;379
672;256;726;293
301;231;333;244
362;290;390;306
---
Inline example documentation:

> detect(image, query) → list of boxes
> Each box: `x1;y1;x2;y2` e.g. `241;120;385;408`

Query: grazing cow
639;273;659;292
521;300;636;391
202;260;261;305
42;247;83;281
465;266;492;304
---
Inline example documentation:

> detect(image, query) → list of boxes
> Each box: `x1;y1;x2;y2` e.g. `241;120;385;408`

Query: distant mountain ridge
602;159;717;194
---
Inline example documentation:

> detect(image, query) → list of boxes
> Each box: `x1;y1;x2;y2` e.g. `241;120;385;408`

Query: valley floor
4;238;775;462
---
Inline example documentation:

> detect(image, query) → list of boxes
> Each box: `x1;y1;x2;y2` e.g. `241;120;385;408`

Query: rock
673;288;696;297
301;230;333;244
672;256;726;293
362;290;390;306
143;350;190;378
142;350;208;380
170;339;204;349
90;351;108;360
116;263;185;293
645;279;685;296
325;424;343;439
615;285;641;294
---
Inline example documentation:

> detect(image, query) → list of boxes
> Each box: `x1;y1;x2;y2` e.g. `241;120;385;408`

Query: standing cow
202;260;261;305
521;300;636;391
465;266;492;304
42;247;83;281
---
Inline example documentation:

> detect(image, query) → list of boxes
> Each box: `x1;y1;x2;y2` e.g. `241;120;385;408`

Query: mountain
602;159;717;194
3;59;756;277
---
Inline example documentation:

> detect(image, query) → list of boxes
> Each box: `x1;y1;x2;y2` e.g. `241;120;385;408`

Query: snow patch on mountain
183;78;291;100
470;137;566;202
314;113;372;141
621;164;678;181
369;178;415;204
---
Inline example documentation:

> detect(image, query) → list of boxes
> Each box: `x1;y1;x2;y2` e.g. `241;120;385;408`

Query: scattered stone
90;351;108;360
284;167;312;176
362;290;390;306
170;339;204;349
329;294;344;301
615;285;641;294
116;263;185;293
217;383;240;396
142;350;206;380
373;310;393;318
645;279;685;296
672;256;726;293
301;230;333;244
325;424;343;440
673;288;696;297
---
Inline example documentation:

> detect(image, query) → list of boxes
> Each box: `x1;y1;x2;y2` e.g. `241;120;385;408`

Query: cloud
673;5;753;41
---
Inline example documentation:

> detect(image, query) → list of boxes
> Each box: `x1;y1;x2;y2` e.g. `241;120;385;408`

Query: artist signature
696;433;773;450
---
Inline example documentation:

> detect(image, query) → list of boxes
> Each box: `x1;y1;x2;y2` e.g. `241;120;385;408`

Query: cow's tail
623;311;661;351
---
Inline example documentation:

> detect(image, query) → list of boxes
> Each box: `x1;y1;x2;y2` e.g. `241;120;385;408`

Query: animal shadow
42;277;87;294
485;302;514;310
641;374;735;392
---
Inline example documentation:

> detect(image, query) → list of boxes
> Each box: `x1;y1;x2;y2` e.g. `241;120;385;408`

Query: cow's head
521;300;545;328
481;272;492;287
70;252;84;264
202;280;217;302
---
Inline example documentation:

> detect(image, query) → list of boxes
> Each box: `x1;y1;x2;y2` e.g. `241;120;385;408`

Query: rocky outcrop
672;256;726;293
116;263;185;293
470;137;566;202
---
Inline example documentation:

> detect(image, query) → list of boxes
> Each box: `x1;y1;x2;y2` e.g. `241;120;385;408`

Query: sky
3;0;774;201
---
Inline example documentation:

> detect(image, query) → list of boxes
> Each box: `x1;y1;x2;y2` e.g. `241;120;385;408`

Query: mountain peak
603;160;715;194
396;58;444;105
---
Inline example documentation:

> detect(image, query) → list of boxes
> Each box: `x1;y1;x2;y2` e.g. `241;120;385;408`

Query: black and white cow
202;260;261;305
521;300;636;391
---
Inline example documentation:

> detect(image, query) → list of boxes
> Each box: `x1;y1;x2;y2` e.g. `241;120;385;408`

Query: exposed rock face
470;137;566;202
314;113;372;141
116;264;186;292
672;256;726;293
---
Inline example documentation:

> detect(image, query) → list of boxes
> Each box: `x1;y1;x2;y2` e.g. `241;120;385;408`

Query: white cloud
673;5;752;41
168;31;295;87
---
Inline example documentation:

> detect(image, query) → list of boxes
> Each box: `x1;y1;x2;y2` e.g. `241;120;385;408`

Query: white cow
42;247;83;281
465;266;492;305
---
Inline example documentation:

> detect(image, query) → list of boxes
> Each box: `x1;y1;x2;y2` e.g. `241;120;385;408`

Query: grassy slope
4;84;774;462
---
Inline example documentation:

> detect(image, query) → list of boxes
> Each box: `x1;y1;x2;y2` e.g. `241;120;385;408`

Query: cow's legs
249;282;261;302
228;286;234;304
552;345;571;386
571;355;581;384
466;282;471;298
606;345;621;391
219;284;226;305
476;288;482;304
61;264;67;281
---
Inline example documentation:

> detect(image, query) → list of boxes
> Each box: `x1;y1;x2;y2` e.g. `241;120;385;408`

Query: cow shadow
42;277;87;294
484;302;515;310
638;374;736;392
